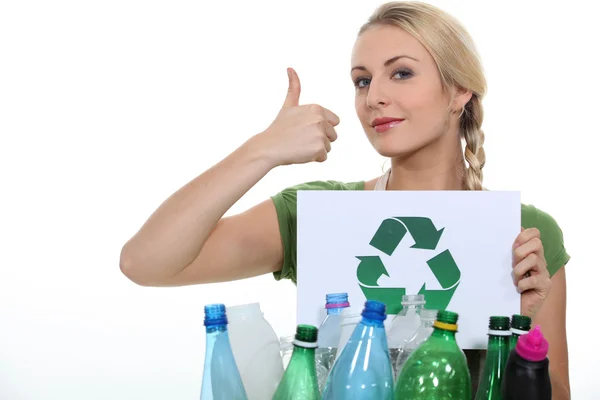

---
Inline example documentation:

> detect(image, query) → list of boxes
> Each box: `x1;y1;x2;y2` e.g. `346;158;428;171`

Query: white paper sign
296;190;521;350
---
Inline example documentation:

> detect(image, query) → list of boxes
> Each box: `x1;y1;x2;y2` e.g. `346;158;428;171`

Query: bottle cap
515;325;549;362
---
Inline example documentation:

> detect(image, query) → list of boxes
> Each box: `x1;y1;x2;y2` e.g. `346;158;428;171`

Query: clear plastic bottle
394;308;437;378
387;294;425;378
225;303;284;400
279;335;294;370
315;293;350;391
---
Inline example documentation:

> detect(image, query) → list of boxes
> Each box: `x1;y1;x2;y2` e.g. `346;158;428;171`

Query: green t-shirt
270;180;570;284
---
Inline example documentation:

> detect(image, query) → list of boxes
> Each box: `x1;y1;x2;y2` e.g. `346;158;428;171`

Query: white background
297;190;521;350
0;0;597;399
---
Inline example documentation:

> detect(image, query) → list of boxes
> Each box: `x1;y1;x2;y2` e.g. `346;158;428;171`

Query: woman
119;1;570;397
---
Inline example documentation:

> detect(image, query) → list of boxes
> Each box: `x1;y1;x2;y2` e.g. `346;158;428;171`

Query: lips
371;117;405;133
371;117;404;127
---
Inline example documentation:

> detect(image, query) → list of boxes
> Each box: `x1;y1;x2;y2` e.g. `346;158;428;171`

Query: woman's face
351;25;461;158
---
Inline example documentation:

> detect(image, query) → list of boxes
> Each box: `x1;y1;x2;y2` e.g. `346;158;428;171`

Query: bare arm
119;68;339;286
532;267;570;399
119;137;280;286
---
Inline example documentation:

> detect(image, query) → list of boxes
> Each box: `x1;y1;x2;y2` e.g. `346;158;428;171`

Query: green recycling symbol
356;217;461;315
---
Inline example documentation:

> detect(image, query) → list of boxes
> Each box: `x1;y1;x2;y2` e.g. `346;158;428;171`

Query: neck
387;136;465;191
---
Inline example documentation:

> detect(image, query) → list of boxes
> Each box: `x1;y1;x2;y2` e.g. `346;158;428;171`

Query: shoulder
521;203;570;277
271;179;365;211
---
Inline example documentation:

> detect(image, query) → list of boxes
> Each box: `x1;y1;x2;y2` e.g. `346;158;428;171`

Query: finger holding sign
258;68;340;167
512;227;552;319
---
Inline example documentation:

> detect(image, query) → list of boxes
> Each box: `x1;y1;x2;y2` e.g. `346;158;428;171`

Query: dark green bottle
272;324;320;400
475;316;511;400
509;314;532;350
394;310;471;399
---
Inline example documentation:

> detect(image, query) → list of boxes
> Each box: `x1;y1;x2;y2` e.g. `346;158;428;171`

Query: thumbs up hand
258;68;340;167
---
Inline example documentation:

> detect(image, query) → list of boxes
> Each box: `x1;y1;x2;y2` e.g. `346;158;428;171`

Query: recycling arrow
369;217;444;255
418;250;461;310
356;256;405;315
357;216;460;314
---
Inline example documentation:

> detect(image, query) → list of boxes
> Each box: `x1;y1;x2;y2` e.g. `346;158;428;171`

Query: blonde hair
360;1;487;191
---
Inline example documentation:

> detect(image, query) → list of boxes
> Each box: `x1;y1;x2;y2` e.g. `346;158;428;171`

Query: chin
368;135;427;158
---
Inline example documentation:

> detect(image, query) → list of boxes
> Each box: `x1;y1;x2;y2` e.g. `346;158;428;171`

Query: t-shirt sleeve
270;183;300;283
523;205;570;277
269;180;364;284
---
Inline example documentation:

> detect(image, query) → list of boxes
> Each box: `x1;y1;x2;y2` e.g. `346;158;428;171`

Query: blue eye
355;77;371;88
393;69;413;79
353;69;413;89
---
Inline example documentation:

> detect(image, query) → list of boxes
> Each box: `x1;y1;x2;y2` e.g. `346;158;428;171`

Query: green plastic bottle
475;316;511;400
394;310;471;399
272;324;320;400
509;314;532;350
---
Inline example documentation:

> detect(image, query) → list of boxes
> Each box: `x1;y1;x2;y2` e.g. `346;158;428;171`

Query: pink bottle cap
515;325;549;362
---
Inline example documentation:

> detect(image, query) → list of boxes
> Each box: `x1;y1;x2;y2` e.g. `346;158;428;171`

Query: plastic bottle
315;293;350;391
200;304;248;400
279;335;294;370
387;294;425;378
394;310;471;399
394;308;437;378
272;324;320;400
509;314;532;350
322;300;394;399
502;325;552;400
475;316;511;400
333;308;362;362
226;303;284;400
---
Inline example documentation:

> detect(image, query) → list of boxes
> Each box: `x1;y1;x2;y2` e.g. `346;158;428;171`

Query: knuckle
532;237;543;248
308;103;323;113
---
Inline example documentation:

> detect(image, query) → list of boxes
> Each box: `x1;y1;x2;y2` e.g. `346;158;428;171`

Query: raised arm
119;68;339;286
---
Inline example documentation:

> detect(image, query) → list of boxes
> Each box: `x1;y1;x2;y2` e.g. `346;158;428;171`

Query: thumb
282;67;301;108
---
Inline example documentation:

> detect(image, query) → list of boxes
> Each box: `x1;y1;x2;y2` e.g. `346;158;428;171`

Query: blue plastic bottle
316;292;350;390
200;304;248;400
321;300;394;399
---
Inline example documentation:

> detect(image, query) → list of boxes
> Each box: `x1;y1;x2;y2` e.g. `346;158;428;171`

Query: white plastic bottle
226;303;284;400
387;294;426;378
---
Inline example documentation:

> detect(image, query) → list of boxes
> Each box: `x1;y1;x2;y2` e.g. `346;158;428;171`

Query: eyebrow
351;55;419;73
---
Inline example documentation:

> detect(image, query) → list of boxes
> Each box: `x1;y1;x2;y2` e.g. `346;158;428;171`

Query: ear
452;87;473;111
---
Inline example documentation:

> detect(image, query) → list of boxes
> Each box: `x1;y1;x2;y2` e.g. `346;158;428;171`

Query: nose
366;78;391;109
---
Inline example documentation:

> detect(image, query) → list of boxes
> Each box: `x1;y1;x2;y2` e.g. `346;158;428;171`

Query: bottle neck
205;324;228;334
402;303;425;312
326;306;347;316
431;326;457;340
360;316;385;328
